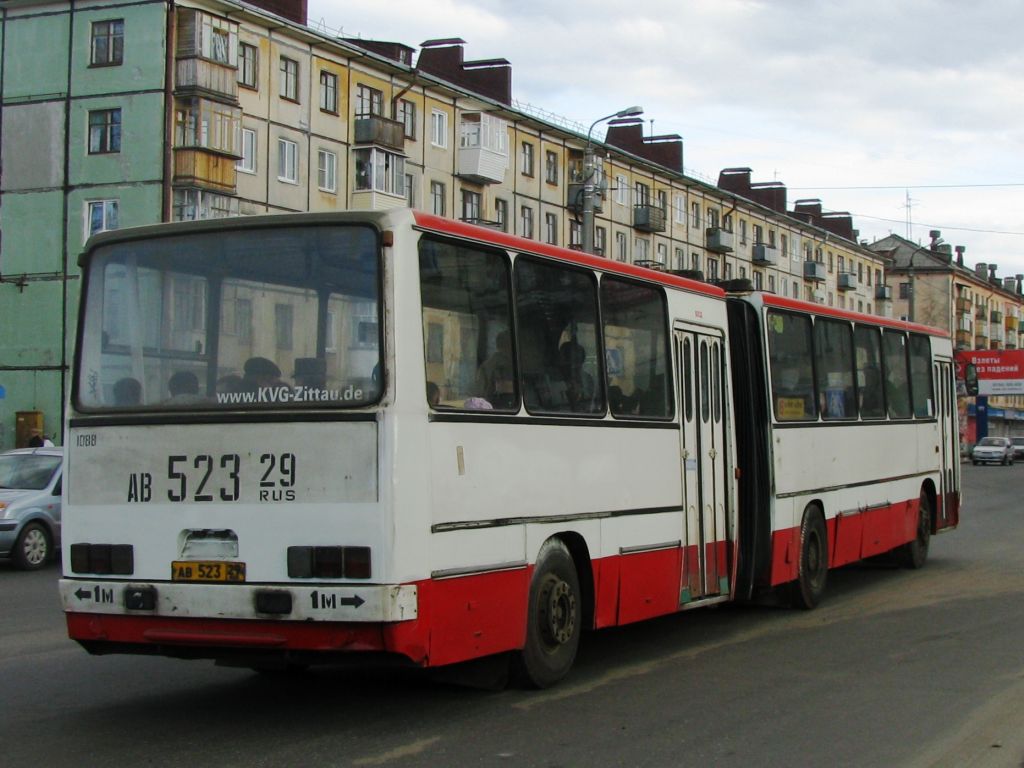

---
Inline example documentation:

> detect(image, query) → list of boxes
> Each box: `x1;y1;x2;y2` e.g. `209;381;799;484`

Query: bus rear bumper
59;578;418;622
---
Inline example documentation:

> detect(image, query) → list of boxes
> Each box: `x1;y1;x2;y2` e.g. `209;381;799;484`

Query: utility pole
582;106;643;254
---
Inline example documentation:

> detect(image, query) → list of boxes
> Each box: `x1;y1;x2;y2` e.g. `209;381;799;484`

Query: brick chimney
416;39;512;105
246;0;307;25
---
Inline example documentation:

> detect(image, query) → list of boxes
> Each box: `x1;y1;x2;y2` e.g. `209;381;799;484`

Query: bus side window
908;334;934;418
813;318;856;420
854;324;885;419
515;257;604;416
418;237;515;411
767;310;817;421
882;330;912;419
600;277;671;419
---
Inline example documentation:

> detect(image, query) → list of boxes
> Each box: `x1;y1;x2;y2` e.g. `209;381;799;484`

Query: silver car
971;436;1014;466
0;448;62;569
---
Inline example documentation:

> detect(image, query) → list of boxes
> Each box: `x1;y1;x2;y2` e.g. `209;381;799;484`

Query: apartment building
0;0;889;447
869;232;1024;437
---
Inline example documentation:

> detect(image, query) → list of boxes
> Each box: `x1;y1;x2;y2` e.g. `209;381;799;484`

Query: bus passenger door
676;327;729;603
935;359;960;529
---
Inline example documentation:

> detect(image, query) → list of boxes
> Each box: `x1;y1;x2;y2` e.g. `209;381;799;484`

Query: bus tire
899;489;931;569
789;506;827;610
514;538;581;689
13;522;51;570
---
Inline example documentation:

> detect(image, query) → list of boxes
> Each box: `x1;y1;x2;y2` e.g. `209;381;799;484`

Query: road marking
353;736;441;766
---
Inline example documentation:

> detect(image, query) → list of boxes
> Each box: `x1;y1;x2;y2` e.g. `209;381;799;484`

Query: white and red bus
59;209;959;687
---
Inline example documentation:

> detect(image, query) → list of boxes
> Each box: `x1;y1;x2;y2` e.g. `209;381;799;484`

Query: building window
674;194;685;224
753;271;763;290
318;149;337;193
723;213;733;232
209;28;230;64
88;108;121;154
90;20;124;66
277;137;298;183
768;274;776;293
461;189;481;221
545;150;558;184
691;252;701;272
753;224;763;244
707;257;719;281
353;148;406;196
707;207;719;228
570;220;581;249
690;201;700;228
615;174;628;205
405;173;416;207
635;237;649;262
238;42;258;89
545;212;558;245
675;248;685;270
899;282;910;299
86;200;119;237
521;141;535;176
355;84;383;118
430;181;446;215
616;231;627;261
275;303;293;350
431;109;448;148
172;189;238;222
495;198;508;232
635;181;650;207
656;242;668;265
397;99;416;138
658;190;668;215
279;56;298;101
237;127;256;173
319;71;338;113
595;226;607;256
739;220;747;244
520;205;534;239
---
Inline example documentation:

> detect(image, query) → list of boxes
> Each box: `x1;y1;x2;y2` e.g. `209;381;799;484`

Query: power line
841;211;1024;237
790;182;1024;191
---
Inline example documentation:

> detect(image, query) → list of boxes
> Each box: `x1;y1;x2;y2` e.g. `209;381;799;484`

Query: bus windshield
75;224;381;411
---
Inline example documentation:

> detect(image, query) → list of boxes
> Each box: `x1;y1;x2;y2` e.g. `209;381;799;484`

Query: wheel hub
539;578;576;646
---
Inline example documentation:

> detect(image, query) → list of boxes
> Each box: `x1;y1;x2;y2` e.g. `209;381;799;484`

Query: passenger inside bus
242;357;284;392
474;330;515;409
554;339;596;412
112;377;142;406
166;370;202;404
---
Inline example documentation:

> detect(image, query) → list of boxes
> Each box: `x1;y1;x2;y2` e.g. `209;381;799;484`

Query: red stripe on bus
769;496;922;585
411;211;725;299
759;293;948;337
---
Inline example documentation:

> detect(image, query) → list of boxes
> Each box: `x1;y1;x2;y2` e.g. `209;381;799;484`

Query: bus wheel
899;490;931;569
789;507;827;610
515;538;581;689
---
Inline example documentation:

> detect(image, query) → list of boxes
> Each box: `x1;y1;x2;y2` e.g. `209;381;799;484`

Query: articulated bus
60;209;959;687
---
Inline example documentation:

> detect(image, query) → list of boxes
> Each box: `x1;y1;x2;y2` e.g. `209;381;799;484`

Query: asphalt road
2;463;1023;768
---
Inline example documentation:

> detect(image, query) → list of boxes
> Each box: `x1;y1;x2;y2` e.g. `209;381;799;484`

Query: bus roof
413;211;725;300
755;292;950;338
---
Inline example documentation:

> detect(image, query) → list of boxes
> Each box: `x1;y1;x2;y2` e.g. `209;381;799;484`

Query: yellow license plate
171;560;246;583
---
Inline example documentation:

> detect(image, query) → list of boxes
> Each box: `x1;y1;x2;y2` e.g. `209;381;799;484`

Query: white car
0;448;63;569
971;437;1014;466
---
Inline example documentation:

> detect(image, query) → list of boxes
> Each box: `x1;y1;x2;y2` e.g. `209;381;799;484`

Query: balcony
175;58;238;101
705;227;734;253
875;284;892;301
1007;316;1019;332
955;330;972;349
457;112;508;185
837;272;857;291
991;310;1004;324
991;325;1005;343
956;315;973;333
976;307;987;320
633;205;666;233
354;116;405;152
173;148;236;192
955;296;972;313
803;261;826;282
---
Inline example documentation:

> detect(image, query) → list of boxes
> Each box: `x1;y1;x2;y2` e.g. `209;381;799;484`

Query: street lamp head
615;106;644;119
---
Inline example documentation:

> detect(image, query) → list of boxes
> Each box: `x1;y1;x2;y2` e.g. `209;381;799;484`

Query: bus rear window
75;225;381;411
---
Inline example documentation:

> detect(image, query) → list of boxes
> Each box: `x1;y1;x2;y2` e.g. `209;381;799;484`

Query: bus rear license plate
171;561;246;583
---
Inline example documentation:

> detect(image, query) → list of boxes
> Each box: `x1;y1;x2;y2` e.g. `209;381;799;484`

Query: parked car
0;448;62;569
971;436;1014;466
1011;437;1024;460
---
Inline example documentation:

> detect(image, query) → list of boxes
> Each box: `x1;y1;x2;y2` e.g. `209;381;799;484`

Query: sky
306;0;1024;275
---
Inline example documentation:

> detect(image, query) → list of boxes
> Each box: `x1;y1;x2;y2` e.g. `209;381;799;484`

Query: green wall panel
71;2;168;96
66;182;164;266
68;93;166;187
0;191;65;274
0;281;66;367
2;13;71;100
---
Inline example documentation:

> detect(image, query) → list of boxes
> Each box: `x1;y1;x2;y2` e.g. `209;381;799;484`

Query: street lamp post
581;106;643;255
